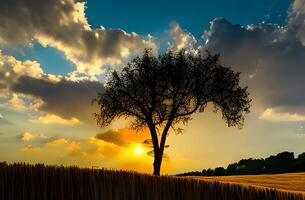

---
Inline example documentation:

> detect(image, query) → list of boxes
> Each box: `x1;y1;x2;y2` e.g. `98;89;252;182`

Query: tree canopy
94;49;251;175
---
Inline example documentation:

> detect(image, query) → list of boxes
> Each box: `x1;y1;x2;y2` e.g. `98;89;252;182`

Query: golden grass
1;162;305;200
192;173;305;193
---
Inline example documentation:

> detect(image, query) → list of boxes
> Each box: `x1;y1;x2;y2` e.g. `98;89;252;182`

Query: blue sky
86;0;291;37
0;0;305;174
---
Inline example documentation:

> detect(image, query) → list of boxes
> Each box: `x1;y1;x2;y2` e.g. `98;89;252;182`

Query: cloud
30;114;80;125
30;130;146;159
21;145;43;155
84;136;121;157
11;75;103;123
21;131;51;142
0;50;58;90
0;50;57;112
0;52;43;79
95;128;150;147
0;93;43;112
4;93;28;111
21;132;35;142
0;49;101;121
95;130;128;147
0;50;102;123
260;108;305;122
288;0;305;45
45;138;80;152
168;21;197;51
201;0;305;116
0;0;157;75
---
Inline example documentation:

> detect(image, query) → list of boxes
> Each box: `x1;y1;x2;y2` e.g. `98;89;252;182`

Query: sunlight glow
134;145;144;155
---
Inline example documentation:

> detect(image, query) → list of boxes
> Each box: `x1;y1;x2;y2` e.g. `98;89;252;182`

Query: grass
191;173;305;193
1;162;305;200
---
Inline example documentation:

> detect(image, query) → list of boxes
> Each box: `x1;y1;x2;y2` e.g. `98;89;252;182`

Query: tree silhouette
94;49;251;175
179;151;305;176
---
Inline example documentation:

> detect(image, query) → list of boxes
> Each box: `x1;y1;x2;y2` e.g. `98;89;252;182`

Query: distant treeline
178;151;305;176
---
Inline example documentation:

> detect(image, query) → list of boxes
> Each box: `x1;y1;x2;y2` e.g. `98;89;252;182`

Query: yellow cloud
0;93;43;112
12;59;43;78
6;93;27;111
45;138;80;152
260;108;305;122
169;21;196;51
30;114;80;125
21;132;35;142
83;136;122;158
20;132;50;142
95;128;151;147
0;51;44;79
21;146;43;155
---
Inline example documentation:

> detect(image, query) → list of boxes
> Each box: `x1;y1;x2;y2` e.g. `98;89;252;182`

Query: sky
0;0;305;174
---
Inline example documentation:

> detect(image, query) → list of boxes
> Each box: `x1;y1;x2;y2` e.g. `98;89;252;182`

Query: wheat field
1;162;305;200
192;173;305;193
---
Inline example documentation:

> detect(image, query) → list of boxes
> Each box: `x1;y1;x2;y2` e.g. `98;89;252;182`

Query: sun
134;145;144;155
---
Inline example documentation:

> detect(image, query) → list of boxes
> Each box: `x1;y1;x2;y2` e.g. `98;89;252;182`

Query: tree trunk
153;153;161;176
148;117;172;176
153;133;168;176
153;117;172;176
148;122;161;176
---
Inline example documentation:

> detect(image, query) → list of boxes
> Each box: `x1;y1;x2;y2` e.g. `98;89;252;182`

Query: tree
94;49;251;175
293;152;305;172
214;167;226;176
265;152;295;173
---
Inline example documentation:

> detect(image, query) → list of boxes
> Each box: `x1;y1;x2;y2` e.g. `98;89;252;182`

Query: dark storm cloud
202;0;305;114
0;0;156;75
11;76;103;123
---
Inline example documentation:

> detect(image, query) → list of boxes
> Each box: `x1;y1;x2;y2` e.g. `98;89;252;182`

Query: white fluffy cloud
0;0;157;75
21;132;35;142
0;50;50;88
168;21;197;51
21;131;50;142
0;50;102;123
260;108;305;122
30;114;80;125
202;0;305;117
0;93;43;112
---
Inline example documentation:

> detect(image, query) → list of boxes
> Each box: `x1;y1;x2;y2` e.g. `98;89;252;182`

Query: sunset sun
134;145;144;155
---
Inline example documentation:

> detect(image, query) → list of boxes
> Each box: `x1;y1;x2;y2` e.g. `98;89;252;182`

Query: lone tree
94;49;251;176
